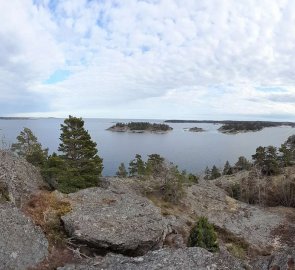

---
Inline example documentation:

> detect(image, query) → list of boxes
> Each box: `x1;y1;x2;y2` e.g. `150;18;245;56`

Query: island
165;120;295;133
184;127;205;132
107;122;173;133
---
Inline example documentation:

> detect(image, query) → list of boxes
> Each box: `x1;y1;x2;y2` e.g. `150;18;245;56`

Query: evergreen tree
145;153;165;176
210;165;221;180
41;152;65;189
234;156;252;171
279;141;294;167
116;162;128;178
56;116;103;193
11;127;48;167
223;161;233;175
188;217;219;252
128;154;145;176
204;166;211;180
188;173;199;183
263;146;280;175
252;145;280;175
252;146;266;168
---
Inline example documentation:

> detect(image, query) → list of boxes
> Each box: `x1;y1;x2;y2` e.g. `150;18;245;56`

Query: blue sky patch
44;70;71;84
255;86;287;93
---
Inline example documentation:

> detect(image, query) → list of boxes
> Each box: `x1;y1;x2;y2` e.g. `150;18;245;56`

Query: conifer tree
235;156;252;171
188;217;219;252
279;143;293;167
210;165;221;179
116;162;128;178
57;116;103;192
204;166;211;180
252;146;266;168
223;161;233;175
264;146;280;175
128;154;145;176
11;127;48;167
145;153;165;176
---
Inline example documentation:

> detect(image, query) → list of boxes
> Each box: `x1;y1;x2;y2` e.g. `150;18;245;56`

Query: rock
58;247;247;270
0;203;48;270
182;182;295;253
251;248;295;270
61;184;168;256
0;150;47;206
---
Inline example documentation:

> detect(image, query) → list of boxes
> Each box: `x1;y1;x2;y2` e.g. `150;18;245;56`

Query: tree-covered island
184;127;205;132
107;122;173;133
165;120;295;134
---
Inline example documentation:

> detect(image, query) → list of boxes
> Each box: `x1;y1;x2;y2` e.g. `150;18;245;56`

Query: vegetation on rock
108;122;172;132
188;217;219;252
125;153;198;203
223;161;233;175
43;116;103;193
11;127;48;167
187;127;205;132
116;162;128;177
205;165;221;180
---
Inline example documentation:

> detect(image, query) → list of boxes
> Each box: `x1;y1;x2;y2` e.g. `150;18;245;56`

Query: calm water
0;118;294;176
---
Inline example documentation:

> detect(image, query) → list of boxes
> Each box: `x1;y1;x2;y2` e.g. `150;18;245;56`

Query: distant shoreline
166;120;295;134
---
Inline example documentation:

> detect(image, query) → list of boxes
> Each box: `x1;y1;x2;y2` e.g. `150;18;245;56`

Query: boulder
251;248;295;270
0;150;47;206
58;247;246;270
183;182;295;253
61;184;168;256
0;203;48;270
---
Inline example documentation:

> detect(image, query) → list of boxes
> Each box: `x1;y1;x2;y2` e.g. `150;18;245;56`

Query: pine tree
204;166;211;180
223;161;233;175
188;217;219;252
11;127;48;167
57;116;103;192
235;156;252;171
252;146;266;168
279;143;292;167
128;154;145;176
145;153;165;176
264;146;280;175
210;165;221;180
116;162;128;178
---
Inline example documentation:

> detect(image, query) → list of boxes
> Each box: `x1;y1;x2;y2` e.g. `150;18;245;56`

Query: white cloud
1;0;295;119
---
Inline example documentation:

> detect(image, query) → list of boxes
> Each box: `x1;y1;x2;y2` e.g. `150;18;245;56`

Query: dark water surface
0;118;294;176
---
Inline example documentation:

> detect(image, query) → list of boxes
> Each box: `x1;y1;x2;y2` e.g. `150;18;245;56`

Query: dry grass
23;191;82;269
215;227;258;259
24;191;72;248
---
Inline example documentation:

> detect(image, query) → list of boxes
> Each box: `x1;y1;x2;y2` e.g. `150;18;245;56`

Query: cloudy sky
1;0;295;120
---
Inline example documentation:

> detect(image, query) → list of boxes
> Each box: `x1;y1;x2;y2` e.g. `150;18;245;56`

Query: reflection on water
0;118;294;176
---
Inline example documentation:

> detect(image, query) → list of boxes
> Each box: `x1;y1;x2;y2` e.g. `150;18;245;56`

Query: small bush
188;217;219;252
228;182;241;200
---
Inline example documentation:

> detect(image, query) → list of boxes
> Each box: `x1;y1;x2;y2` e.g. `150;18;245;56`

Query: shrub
228;182;241;200
188;217;219;252
116;162;128;178
188;173;199;183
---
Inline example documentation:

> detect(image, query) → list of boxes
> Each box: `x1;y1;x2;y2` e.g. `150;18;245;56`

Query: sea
0;118;294;176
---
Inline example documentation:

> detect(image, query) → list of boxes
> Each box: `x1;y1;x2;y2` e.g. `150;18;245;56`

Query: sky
1;0;295;120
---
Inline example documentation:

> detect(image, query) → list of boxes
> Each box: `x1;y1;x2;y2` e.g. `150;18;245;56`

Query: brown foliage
23;191;81;269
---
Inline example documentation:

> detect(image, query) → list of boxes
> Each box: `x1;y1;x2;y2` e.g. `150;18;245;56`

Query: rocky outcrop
0;203;48;270
58;247;247;270
0;150;47;206
61;184;168;256
251;248;295;270
182;182;295;253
